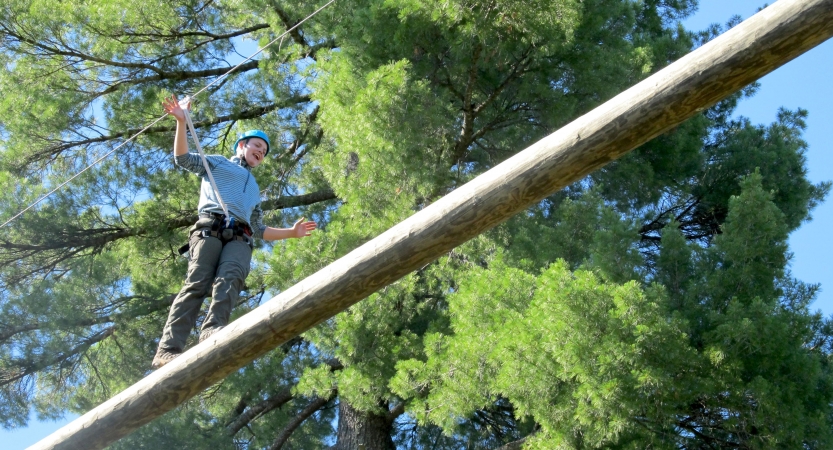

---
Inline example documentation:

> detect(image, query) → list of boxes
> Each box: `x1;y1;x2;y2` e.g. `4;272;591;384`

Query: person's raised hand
163;94;191;122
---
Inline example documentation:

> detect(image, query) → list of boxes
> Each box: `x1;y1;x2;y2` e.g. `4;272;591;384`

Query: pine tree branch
0;326;115;389
227;387;294;435
84;352;112;400
0;244;94;289
261;188;337;211
675;421;739;449
472;46;533;116
0;191;334;254
451;46;532;164
91;60;260;98
0;188;337;284
267;394;334;450
83;23;271;50
262;1;337;60
324;357;344;371
638;194;705;237
0;318;107;345
493;435;532;450
27;95;311;165
283;105;321;157
0;23;164;74
2;18;270;76
226;356;342;436
269;1;310;49
451;43;483;164
275;106;324;185
6;17;317;102
0;295;174;344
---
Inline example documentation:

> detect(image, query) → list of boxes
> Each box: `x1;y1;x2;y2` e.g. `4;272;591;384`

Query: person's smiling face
238;137;268;168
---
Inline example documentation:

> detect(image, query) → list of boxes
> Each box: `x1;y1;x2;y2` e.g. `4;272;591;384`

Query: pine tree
2;0;831;448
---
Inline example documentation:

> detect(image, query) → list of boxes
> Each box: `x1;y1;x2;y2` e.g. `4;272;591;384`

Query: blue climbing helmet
233;129;270;156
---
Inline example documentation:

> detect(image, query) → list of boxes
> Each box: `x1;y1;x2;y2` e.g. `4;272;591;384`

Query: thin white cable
0;114;169;228
0;0;337;228
180;99;230;218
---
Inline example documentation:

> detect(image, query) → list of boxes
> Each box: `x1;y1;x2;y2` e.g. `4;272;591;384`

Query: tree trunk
332;400;395;450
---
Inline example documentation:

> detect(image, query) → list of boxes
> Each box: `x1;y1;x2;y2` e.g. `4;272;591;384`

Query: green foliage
391;258;689;448
391;174;833;449
1;0;832;448
313;56;453;216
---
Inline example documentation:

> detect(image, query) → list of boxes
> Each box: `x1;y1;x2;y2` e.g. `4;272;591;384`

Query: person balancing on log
152;95;317;369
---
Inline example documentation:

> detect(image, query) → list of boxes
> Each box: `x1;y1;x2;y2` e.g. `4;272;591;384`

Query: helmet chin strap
236;147;250;167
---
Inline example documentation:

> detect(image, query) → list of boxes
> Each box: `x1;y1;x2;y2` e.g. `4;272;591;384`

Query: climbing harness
177;212;254;258
0;0;337;229
204;214;252;240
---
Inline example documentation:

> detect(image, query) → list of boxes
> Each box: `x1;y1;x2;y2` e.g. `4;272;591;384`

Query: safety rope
0;0;336;229
180;100;230;219
177;34;289;223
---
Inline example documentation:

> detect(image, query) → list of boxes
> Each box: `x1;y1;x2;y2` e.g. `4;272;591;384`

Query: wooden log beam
31;0;833;448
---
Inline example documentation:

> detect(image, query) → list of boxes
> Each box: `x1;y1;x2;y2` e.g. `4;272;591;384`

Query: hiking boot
199;326;224;343
151;347;181;369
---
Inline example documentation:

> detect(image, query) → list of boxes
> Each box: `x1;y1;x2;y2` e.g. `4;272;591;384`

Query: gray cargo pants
159;218;252;352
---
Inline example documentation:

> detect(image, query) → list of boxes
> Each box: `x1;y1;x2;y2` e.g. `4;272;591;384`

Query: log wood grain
30;0;833;448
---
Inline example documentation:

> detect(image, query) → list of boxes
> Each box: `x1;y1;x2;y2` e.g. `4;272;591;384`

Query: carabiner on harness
221;216;235;241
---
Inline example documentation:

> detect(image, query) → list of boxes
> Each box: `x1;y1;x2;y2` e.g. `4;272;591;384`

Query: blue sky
5;1;833;448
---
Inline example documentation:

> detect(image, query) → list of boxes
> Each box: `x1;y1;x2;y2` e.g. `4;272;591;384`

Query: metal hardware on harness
199;213;252;237
199;227;250;244
178;218;253;258
222;216;236;240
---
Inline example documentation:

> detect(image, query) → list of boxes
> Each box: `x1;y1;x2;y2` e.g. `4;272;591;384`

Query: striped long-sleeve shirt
175;153;267;239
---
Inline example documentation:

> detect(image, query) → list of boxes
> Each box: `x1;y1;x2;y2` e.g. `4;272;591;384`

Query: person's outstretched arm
262;217;317;241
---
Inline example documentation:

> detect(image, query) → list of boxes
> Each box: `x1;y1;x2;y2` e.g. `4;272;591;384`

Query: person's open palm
163;95;190;121
293;217;317;237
